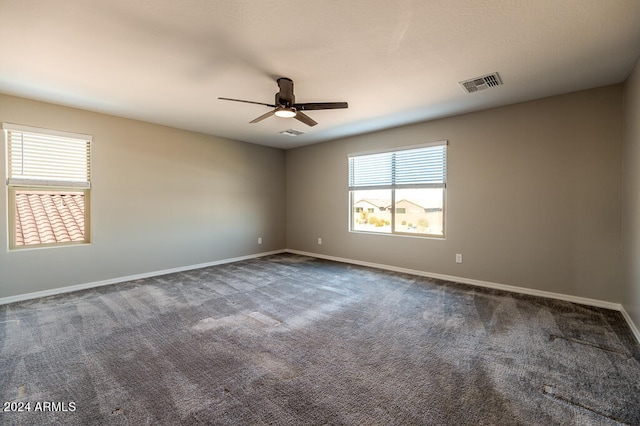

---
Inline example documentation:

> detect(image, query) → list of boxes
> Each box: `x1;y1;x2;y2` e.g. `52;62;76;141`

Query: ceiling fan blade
218;97;276;108
250;110;276;123
294;111;318;127
294;102;348;111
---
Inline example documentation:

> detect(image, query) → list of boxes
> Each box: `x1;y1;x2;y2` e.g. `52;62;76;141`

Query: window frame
348;141;447;239
4;123;92;250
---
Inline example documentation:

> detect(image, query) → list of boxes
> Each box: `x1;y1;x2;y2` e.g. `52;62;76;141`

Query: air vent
459;72;502;94
279;129;306;137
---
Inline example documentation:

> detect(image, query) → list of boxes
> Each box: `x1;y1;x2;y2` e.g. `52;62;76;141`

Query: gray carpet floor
1;253;639;425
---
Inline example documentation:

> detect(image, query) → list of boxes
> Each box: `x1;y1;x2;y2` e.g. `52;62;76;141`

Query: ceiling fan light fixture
274;108;297;118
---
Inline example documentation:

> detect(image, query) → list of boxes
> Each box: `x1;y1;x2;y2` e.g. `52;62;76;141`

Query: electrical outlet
317;237;322;245
455;254;463;263
258;237;262;245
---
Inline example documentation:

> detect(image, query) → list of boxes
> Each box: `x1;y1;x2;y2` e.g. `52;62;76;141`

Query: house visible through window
348;141;447;238
4;123;92;249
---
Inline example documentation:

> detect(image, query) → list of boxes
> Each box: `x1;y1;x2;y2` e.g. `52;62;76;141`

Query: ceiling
1;1;639;149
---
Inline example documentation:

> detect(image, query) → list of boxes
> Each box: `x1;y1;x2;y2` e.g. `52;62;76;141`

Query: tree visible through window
4;123;92;249
348;142;447;238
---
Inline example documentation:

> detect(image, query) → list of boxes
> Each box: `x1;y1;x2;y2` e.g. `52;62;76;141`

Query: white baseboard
286;249;620;310
0;249;286;306
286;249;640;345
620;305;640;345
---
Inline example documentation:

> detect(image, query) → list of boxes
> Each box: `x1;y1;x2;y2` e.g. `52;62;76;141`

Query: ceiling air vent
459;72;502;94
279;129;306;137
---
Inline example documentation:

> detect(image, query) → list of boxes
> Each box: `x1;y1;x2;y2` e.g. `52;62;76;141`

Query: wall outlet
258;237;262;245
317;237;322;245
455;253;463;263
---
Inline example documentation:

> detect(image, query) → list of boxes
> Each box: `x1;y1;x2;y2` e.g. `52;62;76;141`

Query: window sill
349;230;445;240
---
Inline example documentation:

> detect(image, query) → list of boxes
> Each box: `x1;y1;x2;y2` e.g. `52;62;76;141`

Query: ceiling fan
218;77;348;127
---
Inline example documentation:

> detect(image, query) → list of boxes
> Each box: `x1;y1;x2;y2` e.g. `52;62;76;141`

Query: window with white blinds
5;123;91;188
348;142;447;238
4;123;92;249
349;142;446;190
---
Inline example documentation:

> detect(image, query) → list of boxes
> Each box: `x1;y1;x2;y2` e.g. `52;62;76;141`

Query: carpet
1;253;639;425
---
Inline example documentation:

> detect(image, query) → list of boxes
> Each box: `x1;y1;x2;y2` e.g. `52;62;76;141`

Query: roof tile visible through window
15;191;85;246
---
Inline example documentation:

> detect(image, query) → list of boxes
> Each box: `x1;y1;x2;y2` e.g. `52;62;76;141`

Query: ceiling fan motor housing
276;78;295;107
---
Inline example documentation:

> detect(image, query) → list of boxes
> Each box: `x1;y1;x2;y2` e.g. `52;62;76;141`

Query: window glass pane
393;188;444;236
14;190;86;246
351;189;392;233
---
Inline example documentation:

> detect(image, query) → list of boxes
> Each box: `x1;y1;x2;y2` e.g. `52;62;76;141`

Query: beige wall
0;84;628;306
287;86;623;303
0;94;286;299
622;57;640;328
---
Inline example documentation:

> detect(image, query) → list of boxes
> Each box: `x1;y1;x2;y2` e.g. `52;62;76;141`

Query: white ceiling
1;1;639;149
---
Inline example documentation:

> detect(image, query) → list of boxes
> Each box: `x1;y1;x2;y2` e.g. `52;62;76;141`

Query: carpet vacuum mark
1;253;639;425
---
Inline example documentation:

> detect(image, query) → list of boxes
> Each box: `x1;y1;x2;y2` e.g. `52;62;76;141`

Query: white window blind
349;142;447;190
4;123;91;188
349;152;393;187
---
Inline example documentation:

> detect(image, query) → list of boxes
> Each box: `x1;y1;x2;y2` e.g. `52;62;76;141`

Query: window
4;123;92;249
349;141;447;238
